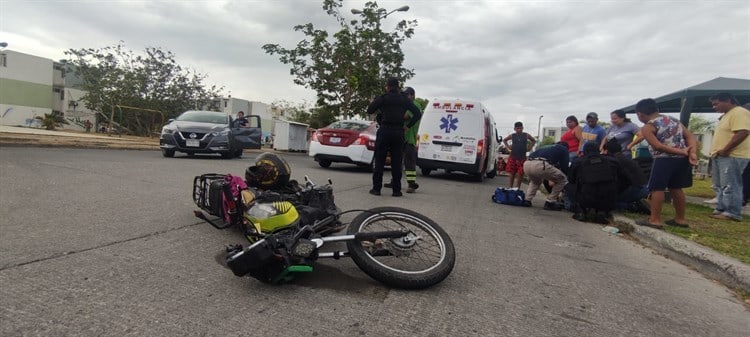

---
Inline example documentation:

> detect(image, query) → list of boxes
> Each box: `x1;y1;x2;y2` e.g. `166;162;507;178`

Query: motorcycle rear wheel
346;207;455;289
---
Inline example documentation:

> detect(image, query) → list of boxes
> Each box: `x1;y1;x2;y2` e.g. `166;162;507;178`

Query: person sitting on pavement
602;138;650;214
522;141;569;210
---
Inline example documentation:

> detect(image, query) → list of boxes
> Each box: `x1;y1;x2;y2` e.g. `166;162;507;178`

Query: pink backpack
222;174;249;224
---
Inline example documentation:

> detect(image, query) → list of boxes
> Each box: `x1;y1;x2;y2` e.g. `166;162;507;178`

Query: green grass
684;177;715;198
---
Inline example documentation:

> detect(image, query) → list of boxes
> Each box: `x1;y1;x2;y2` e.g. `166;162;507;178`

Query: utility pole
537;115;543;149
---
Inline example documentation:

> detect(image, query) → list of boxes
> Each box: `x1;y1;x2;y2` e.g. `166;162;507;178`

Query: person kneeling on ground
522;142;569;210
567;142;624;224
602;138;650;214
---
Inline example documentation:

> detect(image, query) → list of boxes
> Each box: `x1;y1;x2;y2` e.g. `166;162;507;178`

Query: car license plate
186;139;200;147
441;145;452;151
330;137;341;144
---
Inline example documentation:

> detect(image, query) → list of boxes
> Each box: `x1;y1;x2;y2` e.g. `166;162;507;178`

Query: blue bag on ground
492;187;526;206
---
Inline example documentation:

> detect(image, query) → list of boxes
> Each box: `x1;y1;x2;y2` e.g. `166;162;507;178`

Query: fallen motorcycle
194;173;455;289
224;202;456;289
193;173;344;241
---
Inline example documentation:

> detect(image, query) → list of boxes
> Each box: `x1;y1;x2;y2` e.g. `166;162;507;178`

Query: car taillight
477;139;484;156
311;131;319;142
354;135;376;151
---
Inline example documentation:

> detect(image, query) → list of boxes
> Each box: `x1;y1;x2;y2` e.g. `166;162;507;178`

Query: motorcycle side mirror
304;175;315;187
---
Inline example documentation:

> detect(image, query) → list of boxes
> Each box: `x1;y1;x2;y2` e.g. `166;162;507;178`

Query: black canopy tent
618;77;750;128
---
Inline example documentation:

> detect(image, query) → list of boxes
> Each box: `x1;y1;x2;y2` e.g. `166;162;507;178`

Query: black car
159;110;262;158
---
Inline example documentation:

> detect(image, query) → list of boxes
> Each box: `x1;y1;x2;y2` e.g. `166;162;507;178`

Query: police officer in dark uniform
366;77;422;196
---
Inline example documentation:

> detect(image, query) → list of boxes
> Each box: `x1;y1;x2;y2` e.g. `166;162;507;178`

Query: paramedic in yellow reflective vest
367;77;422;197
384;86;423;193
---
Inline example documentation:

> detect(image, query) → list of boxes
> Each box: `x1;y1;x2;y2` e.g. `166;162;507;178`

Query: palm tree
35;113;68;130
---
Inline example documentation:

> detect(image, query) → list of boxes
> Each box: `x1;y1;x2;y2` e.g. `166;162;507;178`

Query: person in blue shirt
522;142;569;210
579;112;606;155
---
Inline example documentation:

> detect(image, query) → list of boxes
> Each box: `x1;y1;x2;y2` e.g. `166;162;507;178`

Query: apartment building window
546;130;556;137
0;53;6;67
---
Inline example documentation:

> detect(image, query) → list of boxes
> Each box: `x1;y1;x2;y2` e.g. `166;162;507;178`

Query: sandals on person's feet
665;219;689;228
635;219;664;230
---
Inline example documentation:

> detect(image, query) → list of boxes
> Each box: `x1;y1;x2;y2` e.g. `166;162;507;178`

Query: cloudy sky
2;0;748;134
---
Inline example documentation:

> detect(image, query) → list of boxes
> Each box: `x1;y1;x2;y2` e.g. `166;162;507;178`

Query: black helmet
245;153;291;190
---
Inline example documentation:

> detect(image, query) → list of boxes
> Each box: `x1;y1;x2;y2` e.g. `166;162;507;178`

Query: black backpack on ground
575;154;619;212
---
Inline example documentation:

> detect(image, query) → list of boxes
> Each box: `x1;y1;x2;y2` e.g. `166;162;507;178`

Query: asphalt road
1;148;748;336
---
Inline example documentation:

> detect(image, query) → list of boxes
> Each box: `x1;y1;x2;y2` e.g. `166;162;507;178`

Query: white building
213;97;277;138
0;50;96;131
541;126;567;142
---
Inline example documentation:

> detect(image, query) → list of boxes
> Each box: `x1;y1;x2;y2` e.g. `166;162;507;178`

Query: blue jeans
617;185;649;209
568;152;578;165
711;156;750;220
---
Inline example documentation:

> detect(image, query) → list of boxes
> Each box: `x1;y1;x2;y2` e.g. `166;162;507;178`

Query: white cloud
2;0;748;136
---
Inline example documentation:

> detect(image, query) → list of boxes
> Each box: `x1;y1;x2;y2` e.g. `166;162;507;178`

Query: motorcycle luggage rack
193;173;238;230
193;173;226;213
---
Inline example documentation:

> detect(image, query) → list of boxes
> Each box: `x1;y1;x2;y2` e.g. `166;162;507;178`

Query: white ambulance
416;99;499;181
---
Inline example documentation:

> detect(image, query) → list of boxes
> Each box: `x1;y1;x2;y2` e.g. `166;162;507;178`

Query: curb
0;137;159;151
614;214;750;294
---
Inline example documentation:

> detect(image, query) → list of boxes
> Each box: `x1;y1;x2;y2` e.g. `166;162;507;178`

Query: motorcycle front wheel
346;207;456;289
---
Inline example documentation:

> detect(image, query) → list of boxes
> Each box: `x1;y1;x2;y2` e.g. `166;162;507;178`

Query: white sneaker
704;197;718;204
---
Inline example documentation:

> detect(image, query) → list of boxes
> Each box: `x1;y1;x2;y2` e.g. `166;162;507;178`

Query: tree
271;100;312;124
64;42;224;136
688;115;715;159
306;107;338;129
35;112;68;130
688;114;715;135
262;0;417;118
540;135;556;147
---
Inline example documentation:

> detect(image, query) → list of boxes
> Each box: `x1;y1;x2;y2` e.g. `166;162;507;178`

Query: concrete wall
0;104;51;127
63;88;97;131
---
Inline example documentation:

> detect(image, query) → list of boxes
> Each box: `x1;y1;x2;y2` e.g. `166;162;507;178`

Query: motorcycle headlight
245;202;299;233
247;203;280;220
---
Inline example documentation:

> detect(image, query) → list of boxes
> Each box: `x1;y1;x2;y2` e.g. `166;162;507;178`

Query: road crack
0;221;204;272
